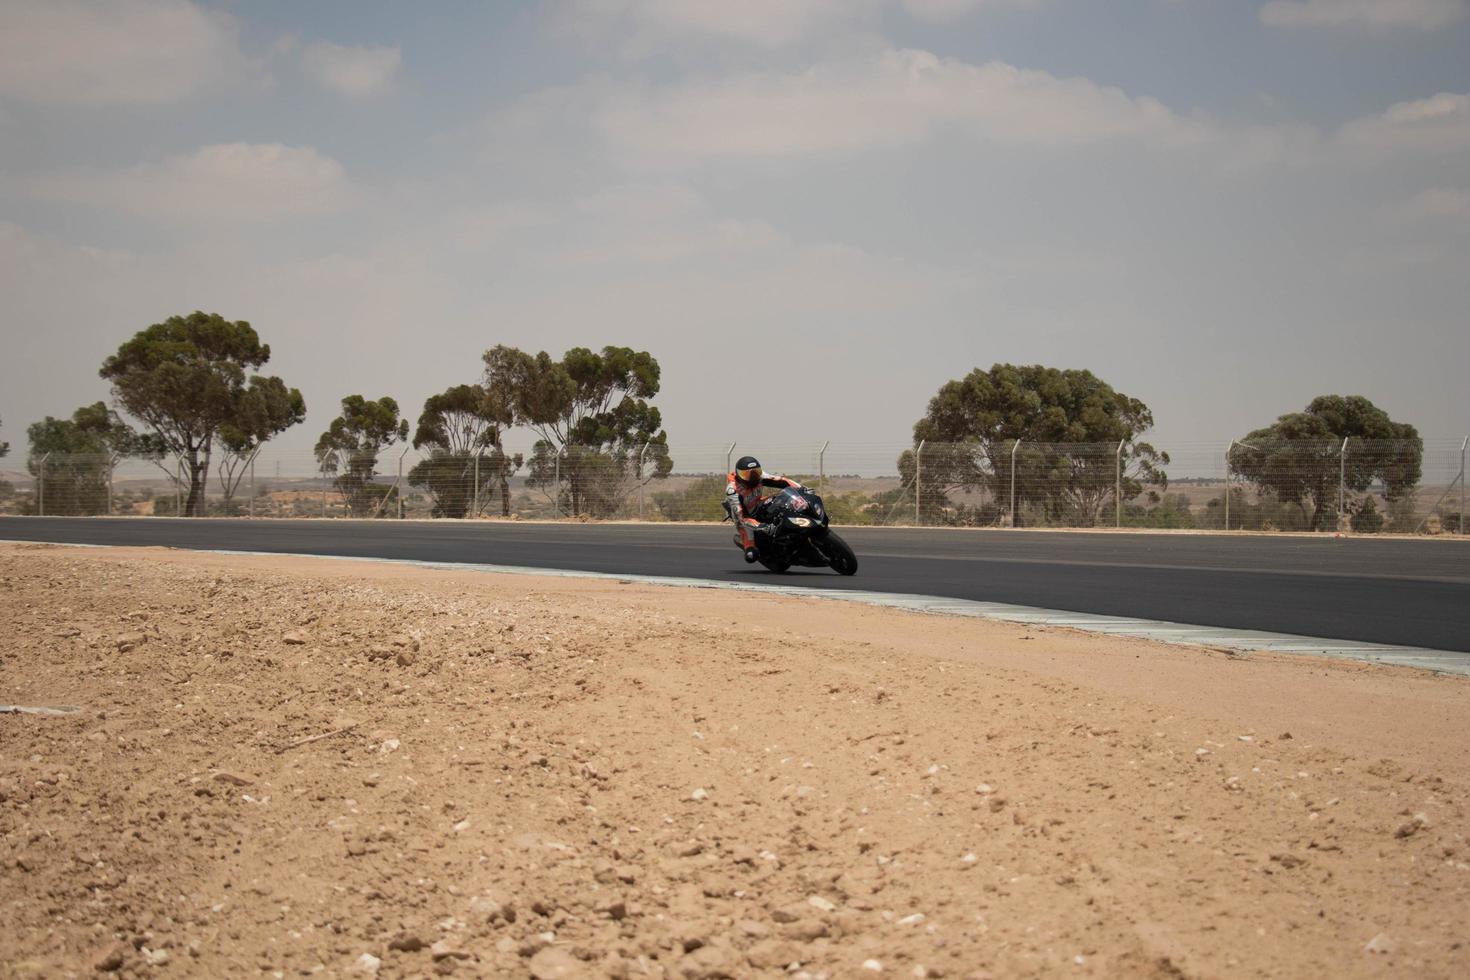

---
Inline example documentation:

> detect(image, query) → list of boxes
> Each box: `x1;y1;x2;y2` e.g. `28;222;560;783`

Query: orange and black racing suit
726;471;803;550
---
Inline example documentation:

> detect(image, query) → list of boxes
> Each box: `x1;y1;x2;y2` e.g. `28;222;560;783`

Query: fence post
818;440;829;494
1224;441;1233;531
1010;439;1020;528
249;456;256;518
1461;435;1467;537
473;453;480;519
37;452;51;516
398;446;408;520
1115;439;1124;528
1338;437;1348;529
321;462;327;518
725;442;736;474
914;440;925;526
637;442;649;520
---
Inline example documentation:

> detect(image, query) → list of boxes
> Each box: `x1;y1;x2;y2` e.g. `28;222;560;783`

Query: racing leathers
726;471;803;551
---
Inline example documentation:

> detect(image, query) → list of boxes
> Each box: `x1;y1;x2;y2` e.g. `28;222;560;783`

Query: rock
736;919;769;939
1395;813;1429;839
1364;933;1394;954
690;787;708;801
771;903;806;924
210;770;254;787
959;853;978;867
897;913;926;926
469;890;516;923
807;895;837;912
282;632;307;645
680;943;738;978
395;650;417;667
863;960;884;972
379;738;401;755
353;952;382;974
368;645;394;661
88;943;127;972
142;948;170;966
746;940;798;970
54;627;81;638
388;933;428;952
528;946;583;979
115;631;146;652
430;940;473;961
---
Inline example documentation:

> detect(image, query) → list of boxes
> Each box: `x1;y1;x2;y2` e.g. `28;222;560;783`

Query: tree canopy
1230;394;1422;531
99;312;301;516
483;345;672;517
408;384;522;518
0;414;8;459
24;403;154;515
903;364;1168;525
315;395;410;517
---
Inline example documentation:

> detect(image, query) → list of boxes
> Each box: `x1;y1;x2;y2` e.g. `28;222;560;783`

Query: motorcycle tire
820;531;859;576
759;556;792;573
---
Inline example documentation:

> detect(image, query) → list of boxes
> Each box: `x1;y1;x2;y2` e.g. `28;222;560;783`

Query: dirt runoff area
1;545;1467;979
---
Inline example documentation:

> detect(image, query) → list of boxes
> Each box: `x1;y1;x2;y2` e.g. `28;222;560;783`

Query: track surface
3;517;1468;656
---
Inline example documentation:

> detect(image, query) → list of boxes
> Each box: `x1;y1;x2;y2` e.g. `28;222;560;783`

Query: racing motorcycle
727;486;859;576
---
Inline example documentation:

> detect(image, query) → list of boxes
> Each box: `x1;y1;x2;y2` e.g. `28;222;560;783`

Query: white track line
13;540;1463;678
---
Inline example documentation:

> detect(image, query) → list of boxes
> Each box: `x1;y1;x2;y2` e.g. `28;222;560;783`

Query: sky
2;0;1468;472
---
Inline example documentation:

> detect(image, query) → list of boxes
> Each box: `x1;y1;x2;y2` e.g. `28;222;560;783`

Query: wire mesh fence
2;437;1465;535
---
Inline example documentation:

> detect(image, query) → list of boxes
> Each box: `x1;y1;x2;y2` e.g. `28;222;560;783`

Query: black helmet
734;455;763;486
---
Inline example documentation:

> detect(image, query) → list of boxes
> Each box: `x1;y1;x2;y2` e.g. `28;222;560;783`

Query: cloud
0;0;255;105
901;0;1042;23
593;49;1217;165
301;41;402;98
563;0;874;49
1337;92;1470;155
1393;186;1470;222
27;143;354;222
1260;0;1468;31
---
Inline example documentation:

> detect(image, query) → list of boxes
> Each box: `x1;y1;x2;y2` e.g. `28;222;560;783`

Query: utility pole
914;440;925;526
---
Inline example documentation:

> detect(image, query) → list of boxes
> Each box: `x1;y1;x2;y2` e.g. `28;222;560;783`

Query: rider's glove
756;522;778;539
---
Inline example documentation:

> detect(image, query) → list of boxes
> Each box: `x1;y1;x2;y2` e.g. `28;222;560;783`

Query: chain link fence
3;437;1466;535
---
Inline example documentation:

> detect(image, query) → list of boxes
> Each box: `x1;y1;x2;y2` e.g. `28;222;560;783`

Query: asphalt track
3;517;1468;658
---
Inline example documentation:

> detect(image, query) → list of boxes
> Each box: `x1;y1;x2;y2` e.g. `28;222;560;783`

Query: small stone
807;895;836;912
379;738;400;754
395;650;416;667
89;943;127;972
210;770;254;787
142;948;170;966
959;853;978;866
690;787;708;801
282;632;307;645
54;627;81;638
862;960;883;972
430;940;472;961
115;631;146;651
388;934;428;952
353;952;382;974
974;783;993;795
897;912;925;926
1395;814;1428;839
527;946;582;979
1364;933;1394;954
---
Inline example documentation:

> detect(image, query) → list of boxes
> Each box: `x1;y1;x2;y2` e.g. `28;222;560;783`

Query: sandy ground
1;544;1467;979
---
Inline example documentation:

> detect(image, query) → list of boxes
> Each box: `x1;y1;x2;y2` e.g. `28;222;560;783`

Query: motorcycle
726;486;859;576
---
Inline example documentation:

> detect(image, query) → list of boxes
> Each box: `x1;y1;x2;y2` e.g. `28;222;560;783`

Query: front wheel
820;531;858;576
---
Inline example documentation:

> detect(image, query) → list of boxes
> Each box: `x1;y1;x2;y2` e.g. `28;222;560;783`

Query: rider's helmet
734;455;763;487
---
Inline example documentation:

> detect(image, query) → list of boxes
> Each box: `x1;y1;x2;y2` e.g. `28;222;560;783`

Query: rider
726;455;803;563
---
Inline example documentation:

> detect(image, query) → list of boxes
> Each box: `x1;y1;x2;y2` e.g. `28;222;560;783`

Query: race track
3;517;1468;657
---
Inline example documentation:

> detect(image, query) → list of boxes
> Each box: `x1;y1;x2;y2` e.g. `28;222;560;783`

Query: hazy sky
2;0;1468;468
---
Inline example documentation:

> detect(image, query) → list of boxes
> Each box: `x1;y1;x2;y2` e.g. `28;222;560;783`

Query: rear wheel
820;531;858;576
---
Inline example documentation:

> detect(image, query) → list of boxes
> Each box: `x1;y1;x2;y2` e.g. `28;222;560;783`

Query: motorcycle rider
726;455;804;563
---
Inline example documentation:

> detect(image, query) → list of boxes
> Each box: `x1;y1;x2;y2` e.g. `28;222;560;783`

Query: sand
1;543;1466;978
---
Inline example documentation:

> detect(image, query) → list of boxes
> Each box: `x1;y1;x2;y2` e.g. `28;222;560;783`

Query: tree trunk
184;446;208;517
